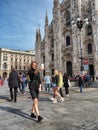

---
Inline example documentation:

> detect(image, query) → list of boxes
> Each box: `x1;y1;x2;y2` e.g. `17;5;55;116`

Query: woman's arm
39;84;42;92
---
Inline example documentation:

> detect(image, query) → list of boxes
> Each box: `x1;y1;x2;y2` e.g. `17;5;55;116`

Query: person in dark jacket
63;73;69;97
28;61;43;122
8;67;19;102
78;74;83;93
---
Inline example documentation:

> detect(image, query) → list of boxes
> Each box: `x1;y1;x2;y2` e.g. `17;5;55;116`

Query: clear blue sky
0;0;58;50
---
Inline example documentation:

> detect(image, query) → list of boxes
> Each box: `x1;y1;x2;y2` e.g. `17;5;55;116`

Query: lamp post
71;17;89;72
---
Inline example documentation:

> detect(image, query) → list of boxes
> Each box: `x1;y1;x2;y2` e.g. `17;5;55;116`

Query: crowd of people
6;61;45;122
44;70;92;98
0;61;94;122
44;70;70;103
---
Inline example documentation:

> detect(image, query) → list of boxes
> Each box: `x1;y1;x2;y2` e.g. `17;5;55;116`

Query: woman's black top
52;75;59;86
28;68;41;90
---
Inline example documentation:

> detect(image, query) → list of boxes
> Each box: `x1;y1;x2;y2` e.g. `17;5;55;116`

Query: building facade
35;0;98;78
0;48;35;77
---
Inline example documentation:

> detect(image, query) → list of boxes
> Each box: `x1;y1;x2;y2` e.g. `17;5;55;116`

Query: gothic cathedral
35;0;98;79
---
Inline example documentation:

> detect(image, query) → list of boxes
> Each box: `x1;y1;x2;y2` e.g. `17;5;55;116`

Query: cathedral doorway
66;61;72;76
89;64;94;81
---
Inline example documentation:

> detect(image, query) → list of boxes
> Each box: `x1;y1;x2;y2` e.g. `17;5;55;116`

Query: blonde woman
58;71;64;97
51;69;64;103
28;61;43;122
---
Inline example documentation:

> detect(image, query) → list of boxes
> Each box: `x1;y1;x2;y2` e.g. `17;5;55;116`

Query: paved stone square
0;85;98;130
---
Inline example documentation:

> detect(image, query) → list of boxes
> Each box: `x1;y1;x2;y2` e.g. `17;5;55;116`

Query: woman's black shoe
31;113;36;118
14;99;17;103
7;99;13;102
38;116;43;122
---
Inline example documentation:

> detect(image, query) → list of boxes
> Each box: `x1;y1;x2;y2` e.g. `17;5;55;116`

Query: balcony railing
61;45;73;54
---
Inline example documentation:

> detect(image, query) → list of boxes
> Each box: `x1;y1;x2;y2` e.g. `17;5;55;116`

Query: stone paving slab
0;85;98;130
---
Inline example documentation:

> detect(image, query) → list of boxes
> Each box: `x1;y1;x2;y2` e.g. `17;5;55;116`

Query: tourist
51;69;64;103
28;61;44;122
63;73;69;97
21;73;27;94
44;72;51;93
8;67;19;102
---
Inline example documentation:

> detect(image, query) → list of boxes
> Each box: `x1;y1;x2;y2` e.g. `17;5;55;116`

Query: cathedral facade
35;0;98;79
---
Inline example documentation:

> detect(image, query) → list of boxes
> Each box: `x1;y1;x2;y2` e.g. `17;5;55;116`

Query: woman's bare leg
32;103;35;113
33;98;43;122
33;98;40;116
55;88;64;102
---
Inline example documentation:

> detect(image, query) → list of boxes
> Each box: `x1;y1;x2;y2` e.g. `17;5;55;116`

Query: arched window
20;66;21;70
66;36;70;46
24;66;25;70
3;62;7;69
66;10;70;26
86;24;92;35
88;43;92;54
15;66;17;69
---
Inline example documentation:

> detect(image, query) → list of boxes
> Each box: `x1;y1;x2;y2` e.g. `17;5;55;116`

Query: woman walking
51;69;64;103
28;61;43;122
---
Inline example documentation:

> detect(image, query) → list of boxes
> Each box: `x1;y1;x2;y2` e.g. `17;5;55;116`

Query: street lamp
71;17;89;72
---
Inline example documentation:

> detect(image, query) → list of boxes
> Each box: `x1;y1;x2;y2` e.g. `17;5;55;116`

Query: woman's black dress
28;68;41;99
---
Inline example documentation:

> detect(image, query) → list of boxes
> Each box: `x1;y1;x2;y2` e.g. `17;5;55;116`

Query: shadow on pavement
0;95;9;101
39;97;51;102
0;106;38;122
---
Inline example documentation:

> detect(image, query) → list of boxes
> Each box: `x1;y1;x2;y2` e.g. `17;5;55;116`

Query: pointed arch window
88;43;92;54
86;24;92;35
51;38;54;48
66;36;70;46
66;10;71;26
